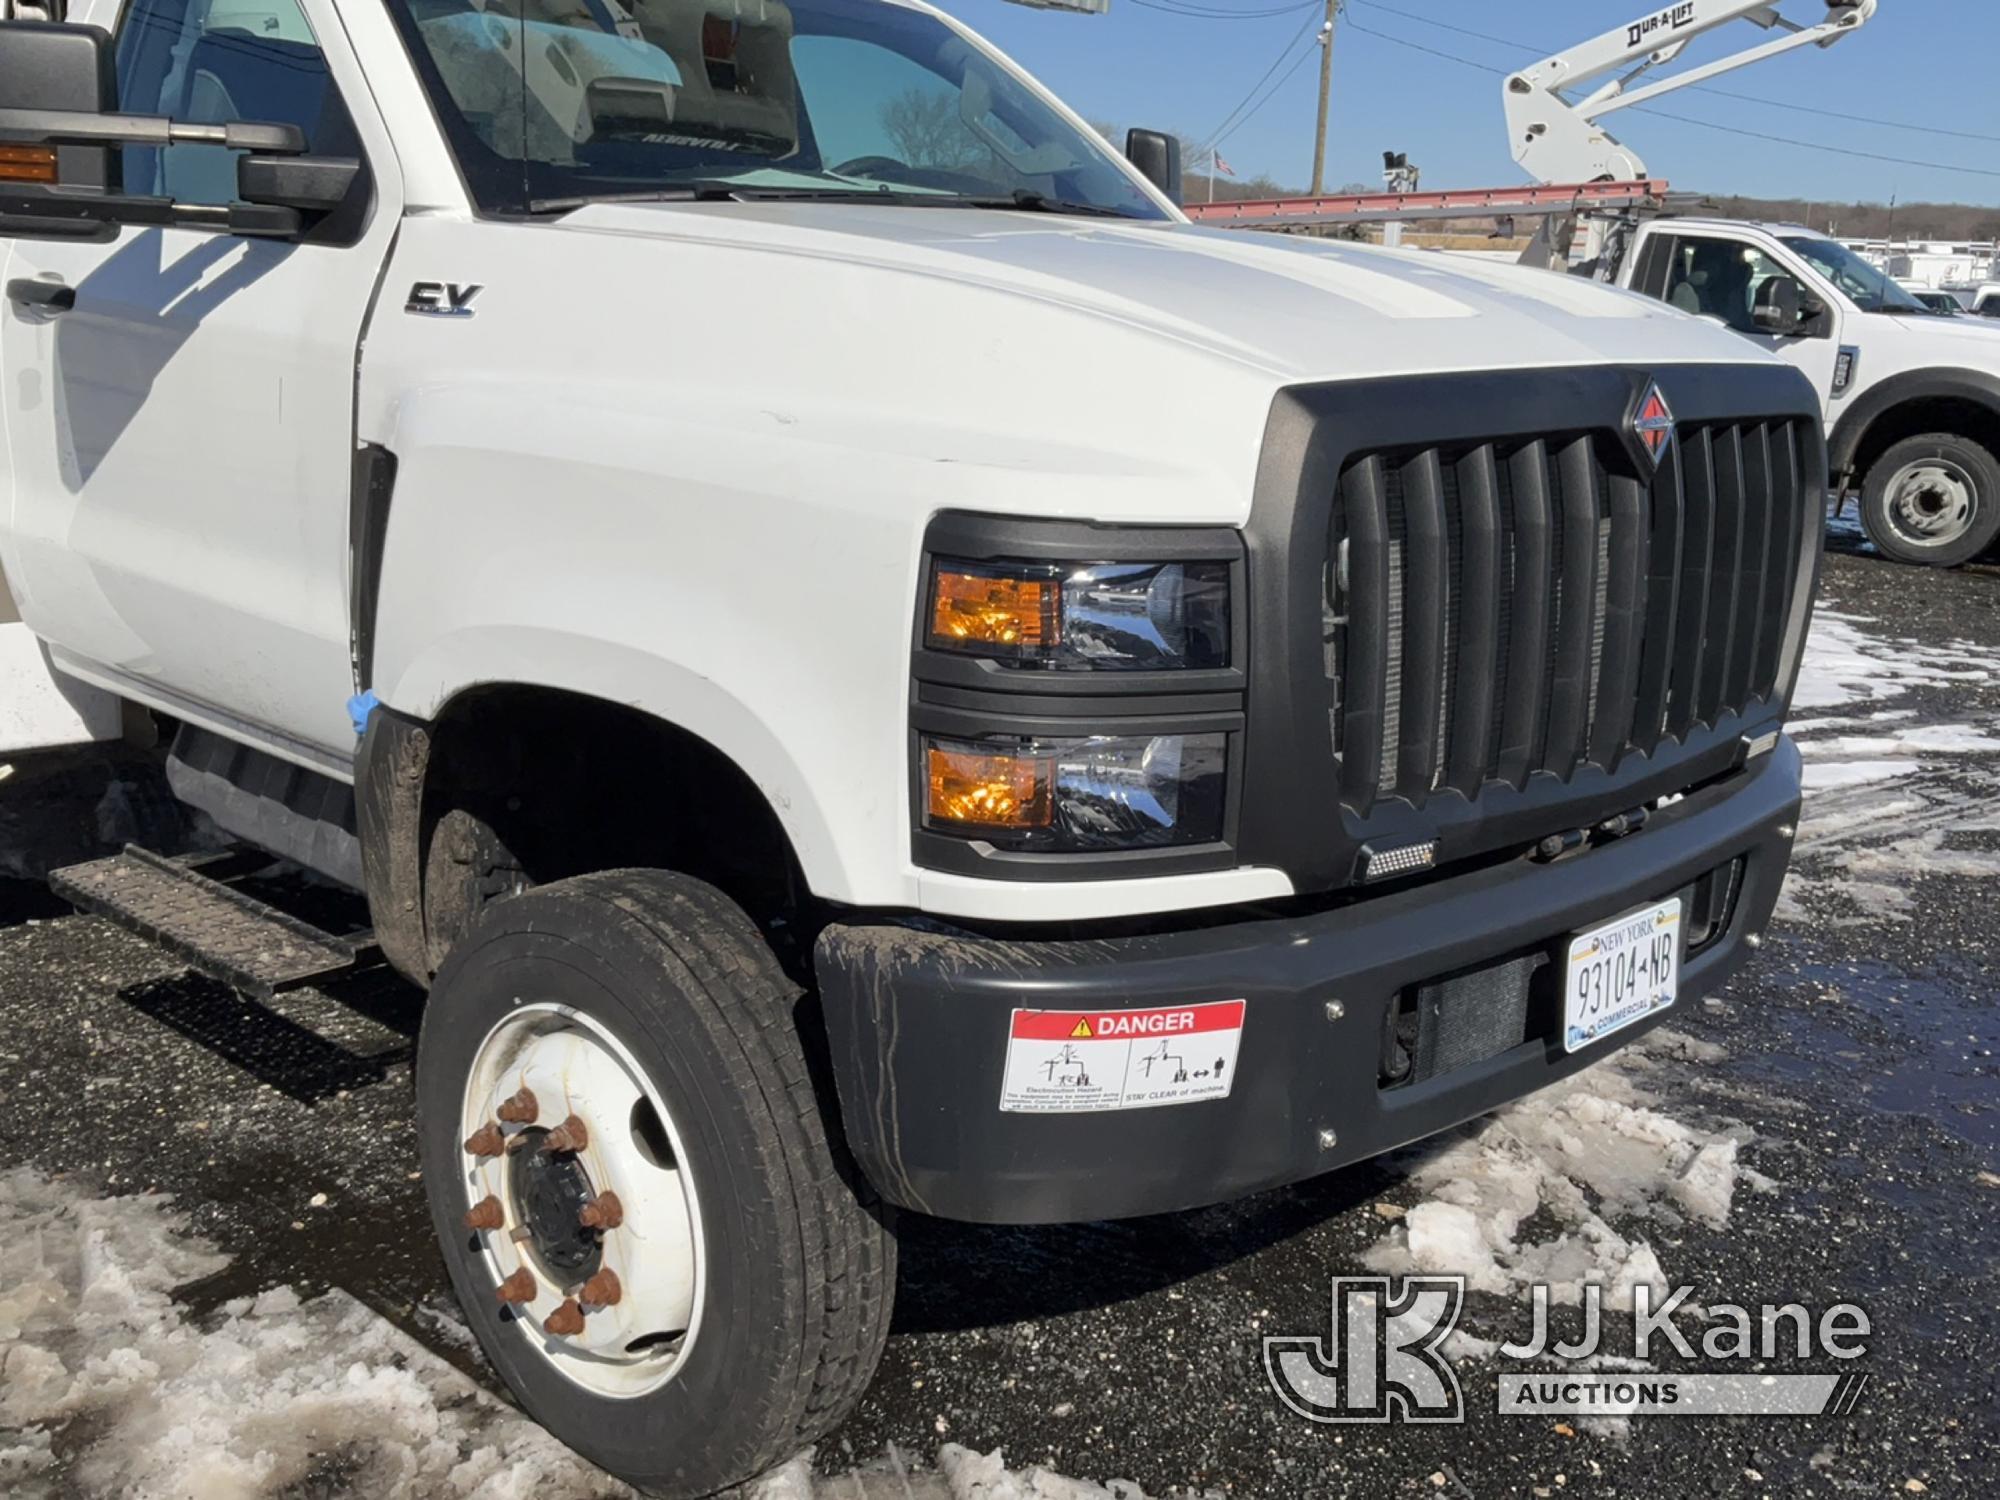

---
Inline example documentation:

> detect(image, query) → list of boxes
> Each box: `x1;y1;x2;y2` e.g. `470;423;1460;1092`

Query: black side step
50;846;366;1001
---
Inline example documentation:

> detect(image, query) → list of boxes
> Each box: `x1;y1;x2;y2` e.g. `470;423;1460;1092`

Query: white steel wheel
1860;432;2000;568
1883;457;1976;547
416;868;894;1499
458;1003;705;1398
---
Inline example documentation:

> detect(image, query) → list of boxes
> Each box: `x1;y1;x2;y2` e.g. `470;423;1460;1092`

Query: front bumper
815;738;1801;1225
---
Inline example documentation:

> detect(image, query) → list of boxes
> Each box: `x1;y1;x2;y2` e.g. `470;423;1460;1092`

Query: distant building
1839;238;1999;288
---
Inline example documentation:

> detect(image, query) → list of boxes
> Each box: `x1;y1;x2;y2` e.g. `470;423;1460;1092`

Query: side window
1661;237;1788;335
1630;234;1674;300
114;0;361;206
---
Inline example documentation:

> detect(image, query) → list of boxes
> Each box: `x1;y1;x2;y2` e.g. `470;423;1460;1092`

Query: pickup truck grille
1327;416;1810;814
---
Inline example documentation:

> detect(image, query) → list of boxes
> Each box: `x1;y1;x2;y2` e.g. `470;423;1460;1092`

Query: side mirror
1751;275;1804;335
1124;128;1182;207
0;17;321;239
0;17;117;225
237;153;361;217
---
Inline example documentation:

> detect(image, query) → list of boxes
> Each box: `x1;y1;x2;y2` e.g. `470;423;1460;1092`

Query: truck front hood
560;201;1777;382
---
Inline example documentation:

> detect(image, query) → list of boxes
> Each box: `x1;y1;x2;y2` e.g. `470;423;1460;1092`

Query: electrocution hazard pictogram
998;1001;1246;1113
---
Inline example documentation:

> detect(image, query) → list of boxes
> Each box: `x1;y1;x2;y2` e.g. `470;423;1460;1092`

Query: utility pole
1309;0;1339;196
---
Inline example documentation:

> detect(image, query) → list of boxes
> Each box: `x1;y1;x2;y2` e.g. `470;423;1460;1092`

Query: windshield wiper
526;183;751;215
526;184;1142;219
938;190;1141;219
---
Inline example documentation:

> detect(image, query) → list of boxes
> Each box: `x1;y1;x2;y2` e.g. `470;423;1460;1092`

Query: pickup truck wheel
1860;432;2000;567
415;869;894;1497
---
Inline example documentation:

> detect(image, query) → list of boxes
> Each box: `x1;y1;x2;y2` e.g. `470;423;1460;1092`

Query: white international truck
2;0;1820;1491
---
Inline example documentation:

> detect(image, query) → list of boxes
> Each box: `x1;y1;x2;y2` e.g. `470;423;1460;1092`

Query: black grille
1328;417;1809;813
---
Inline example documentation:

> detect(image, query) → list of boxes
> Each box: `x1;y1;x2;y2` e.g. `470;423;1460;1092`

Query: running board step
50;846;365;1001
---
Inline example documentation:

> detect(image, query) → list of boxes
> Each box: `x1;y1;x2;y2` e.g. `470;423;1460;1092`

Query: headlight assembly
928;559;1230;671
922;732;1227;851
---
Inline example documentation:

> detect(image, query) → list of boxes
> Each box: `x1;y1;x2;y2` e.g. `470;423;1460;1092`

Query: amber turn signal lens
0;145;58;185
930;569;1057;652
925;745;1053;830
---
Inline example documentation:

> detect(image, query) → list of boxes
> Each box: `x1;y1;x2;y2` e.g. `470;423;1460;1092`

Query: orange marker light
925;745;1053;829
930;568;1057;652
0;145;58;185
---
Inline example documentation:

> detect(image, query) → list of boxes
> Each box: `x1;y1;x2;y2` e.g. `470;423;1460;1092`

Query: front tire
1859;432;2000;567
416;869;894;1497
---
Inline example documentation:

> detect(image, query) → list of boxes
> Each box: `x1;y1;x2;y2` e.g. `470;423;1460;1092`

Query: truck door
0;0;401;767
1629;230;1844;422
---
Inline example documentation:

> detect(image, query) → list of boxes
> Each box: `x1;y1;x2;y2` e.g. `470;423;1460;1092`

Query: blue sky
935;0;2000;206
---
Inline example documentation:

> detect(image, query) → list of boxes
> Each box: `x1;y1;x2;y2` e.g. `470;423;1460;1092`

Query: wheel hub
1888;459;1975;543
507;1126;604;1283
458;1005;704;1397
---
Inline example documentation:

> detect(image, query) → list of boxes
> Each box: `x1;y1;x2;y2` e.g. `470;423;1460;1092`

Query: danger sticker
999;1001;1246;1114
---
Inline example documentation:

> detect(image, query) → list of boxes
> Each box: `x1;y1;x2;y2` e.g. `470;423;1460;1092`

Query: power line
1201;14;1319;145
1127;0;1320;19
1214;38;1322;148
1347;0;2000;146
1340;18;2000;181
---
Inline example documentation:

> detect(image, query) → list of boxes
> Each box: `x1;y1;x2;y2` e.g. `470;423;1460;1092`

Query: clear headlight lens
923;732;1227;851
928;559;1230;670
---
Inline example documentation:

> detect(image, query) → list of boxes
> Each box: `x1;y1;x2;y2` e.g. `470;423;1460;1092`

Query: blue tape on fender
347;690;380;738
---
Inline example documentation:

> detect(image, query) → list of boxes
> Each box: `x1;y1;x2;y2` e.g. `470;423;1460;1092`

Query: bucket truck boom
1505;0;1877;186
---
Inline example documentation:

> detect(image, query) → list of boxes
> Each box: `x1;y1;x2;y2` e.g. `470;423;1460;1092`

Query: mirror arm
0;108;305;155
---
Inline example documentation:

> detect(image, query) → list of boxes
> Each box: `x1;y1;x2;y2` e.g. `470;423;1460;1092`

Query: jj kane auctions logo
1265;1277;1873;1424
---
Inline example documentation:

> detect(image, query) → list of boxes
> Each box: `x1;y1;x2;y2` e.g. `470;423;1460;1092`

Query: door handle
6;278;75;313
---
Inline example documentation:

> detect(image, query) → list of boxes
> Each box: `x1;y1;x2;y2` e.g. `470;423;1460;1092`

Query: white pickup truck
2;0;1819;1492
1612;216;2000;566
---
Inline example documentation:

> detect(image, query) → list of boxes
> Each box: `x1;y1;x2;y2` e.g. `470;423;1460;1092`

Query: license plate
1562;897;1681;1054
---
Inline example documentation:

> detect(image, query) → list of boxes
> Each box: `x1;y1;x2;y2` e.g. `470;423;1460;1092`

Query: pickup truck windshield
1779;236;1928;315
383;0;1168;220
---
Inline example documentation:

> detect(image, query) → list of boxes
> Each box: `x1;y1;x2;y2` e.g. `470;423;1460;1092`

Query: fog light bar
0;145;58;185
1361;838;1437;883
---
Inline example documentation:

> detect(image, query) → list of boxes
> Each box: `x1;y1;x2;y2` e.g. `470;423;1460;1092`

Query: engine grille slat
1696;423;1746;728
1494;441;1552;790
1631;438;1685;748
1543;437;1601;779
1396;450;1449;793
1732;421;1775;709
1339;456;1391;813
1330;412;1808;815
1755;420;1801;699
1448;445;1502;793
1588;471;1649;769
1668;427;1718;739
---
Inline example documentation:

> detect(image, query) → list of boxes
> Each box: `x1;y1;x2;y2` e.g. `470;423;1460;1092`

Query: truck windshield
1778;236;1929;315
383;0;1168;221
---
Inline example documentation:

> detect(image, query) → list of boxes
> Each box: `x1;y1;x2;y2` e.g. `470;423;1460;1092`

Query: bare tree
880;89;985;171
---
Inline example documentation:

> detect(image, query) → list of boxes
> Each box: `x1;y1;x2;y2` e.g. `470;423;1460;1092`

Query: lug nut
579;1191;624;1230
464;1123;504;1158
543;1114;590;1154
496;1087;539;1124
580;1268;623;1307
544;1297;586;1337
496;1267;537;1305
463;1194;505;1231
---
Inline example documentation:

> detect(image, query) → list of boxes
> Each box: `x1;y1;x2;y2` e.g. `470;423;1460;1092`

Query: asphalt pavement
1;532;1995;1499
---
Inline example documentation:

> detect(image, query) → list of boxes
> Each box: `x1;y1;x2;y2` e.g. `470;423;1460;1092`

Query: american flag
1214;152;1236;177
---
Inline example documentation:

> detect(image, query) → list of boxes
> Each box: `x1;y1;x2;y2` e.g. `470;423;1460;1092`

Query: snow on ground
1362;1029;1760;1318
1782;611;2000;919
0;1169;1159;1500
